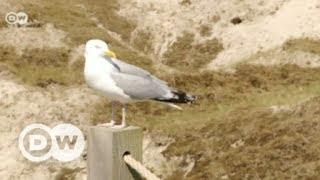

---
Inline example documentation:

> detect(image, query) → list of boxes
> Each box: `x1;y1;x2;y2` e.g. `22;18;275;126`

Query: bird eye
94;45;100;49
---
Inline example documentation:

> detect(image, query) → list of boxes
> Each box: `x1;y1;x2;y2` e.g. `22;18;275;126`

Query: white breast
84;56;131;103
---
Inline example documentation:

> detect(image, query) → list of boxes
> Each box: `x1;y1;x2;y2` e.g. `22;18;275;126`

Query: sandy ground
0;24;67;55
0;71;93;179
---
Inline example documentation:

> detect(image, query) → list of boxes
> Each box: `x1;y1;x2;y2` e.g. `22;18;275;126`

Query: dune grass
90;65;320;135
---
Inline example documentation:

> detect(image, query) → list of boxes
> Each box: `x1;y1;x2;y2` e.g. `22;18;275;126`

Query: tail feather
154;90;196;104
167;103;183;110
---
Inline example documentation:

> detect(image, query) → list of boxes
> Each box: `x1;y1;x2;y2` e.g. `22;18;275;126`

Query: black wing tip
186;94;197;104
154;90;197;104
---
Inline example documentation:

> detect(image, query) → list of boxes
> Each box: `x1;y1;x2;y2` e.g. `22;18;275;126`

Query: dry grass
85;0;136;41
163;32;223;71
90;64;320;129
89;64;320;179
199;25;212;37
132;30;154;54
22;0;112;46
166;96;320;179
0;46;82;86
284;38;320;55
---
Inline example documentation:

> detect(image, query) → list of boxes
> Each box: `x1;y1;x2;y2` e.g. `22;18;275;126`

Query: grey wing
112;58;168;85
112;58;150;77
111;72;171;100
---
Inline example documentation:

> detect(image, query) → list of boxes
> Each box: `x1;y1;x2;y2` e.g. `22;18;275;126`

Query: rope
123;154;161;180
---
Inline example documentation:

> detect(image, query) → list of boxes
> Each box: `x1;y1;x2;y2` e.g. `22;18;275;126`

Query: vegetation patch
163;32;223;71
85;0;136;41
199;25;212;37
283;38;320;55
22;0;109;46
132;30;154;54
0;46;82;86
90;64;320;178
0;20;7;28
92;64;320;129
22;0;136;48
0;36;152;87
180;0;192;6
167;97;320;179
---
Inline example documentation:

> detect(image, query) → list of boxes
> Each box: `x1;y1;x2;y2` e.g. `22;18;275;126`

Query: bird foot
110;124;127;129
97;120;115;127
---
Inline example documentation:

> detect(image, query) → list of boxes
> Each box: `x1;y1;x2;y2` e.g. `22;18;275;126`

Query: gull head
85;39;116;58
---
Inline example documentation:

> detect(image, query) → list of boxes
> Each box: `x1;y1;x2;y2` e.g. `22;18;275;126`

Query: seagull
84;39;196;128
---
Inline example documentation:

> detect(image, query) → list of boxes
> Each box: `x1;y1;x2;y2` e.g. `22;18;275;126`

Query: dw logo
5;12;28;25
18;123;85;162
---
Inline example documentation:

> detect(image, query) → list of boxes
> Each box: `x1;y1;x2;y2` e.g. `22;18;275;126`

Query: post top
89;126;142;132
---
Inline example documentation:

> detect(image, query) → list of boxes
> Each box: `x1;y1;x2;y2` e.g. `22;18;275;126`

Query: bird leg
112;104;127;129
121;105;127;127
98;101;116;127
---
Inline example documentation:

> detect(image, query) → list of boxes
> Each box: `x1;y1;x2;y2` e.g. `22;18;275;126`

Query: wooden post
88;126;143;180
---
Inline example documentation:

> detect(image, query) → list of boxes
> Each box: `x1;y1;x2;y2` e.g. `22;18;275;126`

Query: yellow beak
105;50;117;58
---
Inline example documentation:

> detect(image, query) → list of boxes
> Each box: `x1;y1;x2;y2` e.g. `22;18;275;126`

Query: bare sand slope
0;71;93;179
209;0;320;70
118;0;320;71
